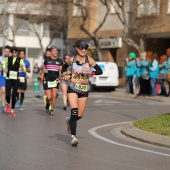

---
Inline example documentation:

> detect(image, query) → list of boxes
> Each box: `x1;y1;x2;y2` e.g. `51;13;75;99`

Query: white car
89;62;119;91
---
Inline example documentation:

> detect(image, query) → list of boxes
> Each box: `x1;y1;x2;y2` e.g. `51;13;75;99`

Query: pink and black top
43;57;63;81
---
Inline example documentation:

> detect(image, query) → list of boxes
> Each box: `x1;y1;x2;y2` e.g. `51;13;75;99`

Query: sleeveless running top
68;56;90;94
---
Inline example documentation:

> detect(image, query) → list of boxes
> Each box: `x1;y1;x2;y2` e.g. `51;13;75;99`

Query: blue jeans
127;77;134;94
157;79;167;96
149;78;156;96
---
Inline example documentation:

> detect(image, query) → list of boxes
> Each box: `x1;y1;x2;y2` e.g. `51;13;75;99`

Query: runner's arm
89;57;103;75
20;59;26;72
26;61;31;73
61;57;73;73
2;57;8;71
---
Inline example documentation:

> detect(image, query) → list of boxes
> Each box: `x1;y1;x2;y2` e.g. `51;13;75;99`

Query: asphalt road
0;89;170;170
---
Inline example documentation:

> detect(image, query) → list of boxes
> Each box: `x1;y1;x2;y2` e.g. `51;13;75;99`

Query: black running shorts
18;78;27;90
43;80;59;90
67;87;89;98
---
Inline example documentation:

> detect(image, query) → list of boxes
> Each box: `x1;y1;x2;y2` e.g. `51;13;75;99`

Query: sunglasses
78;46;88;50
11;51;18;53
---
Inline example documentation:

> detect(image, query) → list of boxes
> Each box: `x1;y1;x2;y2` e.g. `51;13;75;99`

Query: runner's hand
3;68;7;72
20;64;24;68
58;66;62;71
43;68;48;73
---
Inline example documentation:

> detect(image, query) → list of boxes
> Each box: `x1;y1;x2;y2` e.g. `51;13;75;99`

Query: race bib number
47;80;57;88
75;84;88;92
9;71;17;80
19;77;25;83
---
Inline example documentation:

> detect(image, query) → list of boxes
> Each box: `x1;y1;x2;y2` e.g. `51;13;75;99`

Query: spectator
137;52;150;96
125;52;137;94
157;54;167;96
164;48;170;96
33;63;39;77
148;52;159;96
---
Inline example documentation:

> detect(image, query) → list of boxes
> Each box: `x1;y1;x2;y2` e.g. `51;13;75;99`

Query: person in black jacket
3;46;26;116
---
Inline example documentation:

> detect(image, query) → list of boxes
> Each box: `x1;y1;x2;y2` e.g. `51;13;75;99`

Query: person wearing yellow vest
3;46;26;116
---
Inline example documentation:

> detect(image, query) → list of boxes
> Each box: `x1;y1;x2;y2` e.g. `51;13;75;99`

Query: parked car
89;62;119;91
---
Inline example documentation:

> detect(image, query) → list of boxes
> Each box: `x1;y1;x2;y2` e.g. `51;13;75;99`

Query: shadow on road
49;134;70;145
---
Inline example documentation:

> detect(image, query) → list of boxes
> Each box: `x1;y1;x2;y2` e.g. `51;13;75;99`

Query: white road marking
88;122;170;157
94;104;112;106
122;104;140;105
94;99;122;104
94;99;170;106
147;103;170;105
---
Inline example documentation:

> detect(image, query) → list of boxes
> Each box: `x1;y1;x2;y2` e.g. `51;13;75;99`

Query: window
167;0;170;14
16;18;29;35
72;0;85;17
137;0;160;17
28;48;41;58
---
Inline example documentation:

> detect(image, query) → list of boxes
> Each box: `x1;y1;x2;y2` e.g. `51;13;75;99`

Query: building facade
67;0;170;87
0;0;66;78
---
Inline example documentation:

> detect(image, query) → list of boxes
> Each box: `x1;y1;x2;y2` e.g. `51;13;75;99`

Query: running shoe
15;100;19;107
11;110;16;117
65;117;71;134
49;110;54;116
19;105;24;110
46;103;50;114
5;104;10;113
46;108;49;114
35;95;42;98
1;106;5;111
63;106;67;111
71;135;78;147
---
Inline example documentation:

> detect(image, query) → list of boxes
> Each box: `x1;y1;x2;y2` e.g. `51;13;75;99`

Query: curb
121;123;170;148
111;91;170;103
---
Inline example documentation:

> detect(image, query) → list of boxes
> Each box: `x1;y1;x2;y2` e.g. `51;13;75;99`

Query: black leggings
6;79;19;109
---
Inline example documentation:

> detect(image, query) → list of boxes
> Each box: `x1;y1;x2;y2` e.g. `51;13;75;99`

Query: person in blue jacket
136;52;150;96
148;52;159;96
164;48;170;96
157;55;167;96
125;52;137;94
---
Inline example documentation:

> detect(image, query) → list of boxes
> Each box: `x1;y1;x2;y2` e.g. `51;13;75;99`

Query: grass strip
133;113;170;136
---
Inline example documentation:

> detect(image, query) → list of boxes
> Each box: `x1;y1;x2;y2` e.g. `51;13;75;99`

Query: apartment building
137;0;170;56
0;0;66;77
67;0;170;86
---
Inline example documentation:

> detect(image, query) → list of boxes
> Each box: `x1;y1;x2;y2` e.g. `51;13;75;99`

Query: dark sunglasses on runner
11;51;18;53
78;46;88;50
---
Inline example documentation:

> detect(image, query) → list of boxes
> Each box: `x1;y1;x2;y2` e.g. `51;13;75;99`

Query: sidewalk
111;87;170;148
111;87;170;102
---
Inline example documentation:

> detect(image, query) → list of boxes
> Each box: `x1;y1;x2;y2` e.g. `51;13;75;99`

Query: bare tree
66;0;170;56
0;0;67;55
65;0;111;60
110;0;170;54
0;0;25;45
25;0;68;56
